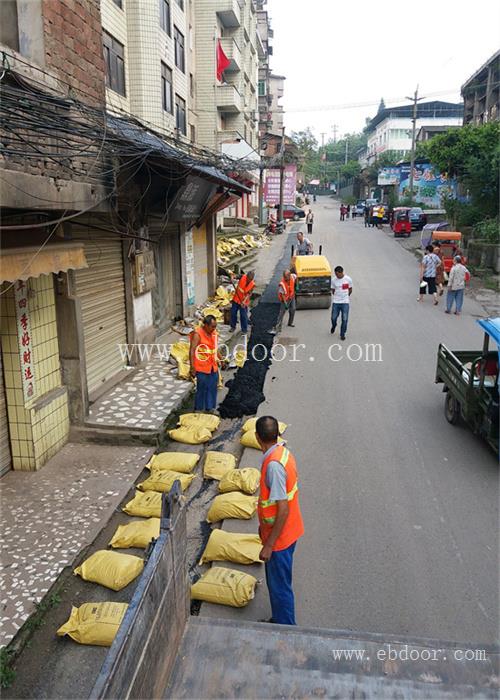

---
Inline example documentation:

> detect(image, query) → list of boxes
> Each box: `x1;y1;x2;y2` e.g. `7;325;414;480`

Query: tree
290;128;320;182
424;122;500;221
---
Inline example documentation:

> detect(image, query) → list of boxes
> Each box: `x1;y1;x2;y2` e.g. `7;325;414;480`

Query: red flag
216;39;231;82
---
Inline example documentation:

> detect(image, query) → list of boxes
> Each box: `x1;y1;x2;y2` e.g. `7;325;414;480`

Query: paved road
259;197;498;644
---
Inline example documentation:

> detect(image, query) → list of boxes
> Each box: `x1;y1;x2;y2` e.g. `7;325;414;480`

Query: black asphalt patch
219;225;300;419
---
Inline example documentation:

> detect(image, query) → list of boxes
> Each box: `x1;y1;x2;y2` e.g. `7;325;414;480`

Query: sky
268;0;500;143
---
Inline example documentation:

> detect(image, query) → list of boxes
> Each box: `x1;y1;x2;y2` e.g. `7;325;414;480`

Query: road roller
291;246;332;310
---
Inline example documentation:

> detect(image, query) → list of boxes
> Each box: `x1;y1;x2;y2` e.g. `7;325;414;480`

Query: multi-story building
256;0;273;141
462;49;500;125
268;73;285;135
362;101;463;165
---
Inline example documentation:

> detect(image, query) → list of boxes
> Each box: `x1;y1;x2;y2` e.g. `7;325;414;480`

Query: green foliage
0;649;15;689
441;196;484;229
340;160;361;179
425;122;500;218
290;128;368;184
472;217;500;244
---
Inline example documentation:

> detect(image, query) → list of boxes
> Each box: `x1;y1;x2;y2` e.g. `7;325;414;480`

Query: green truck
435;317;499;454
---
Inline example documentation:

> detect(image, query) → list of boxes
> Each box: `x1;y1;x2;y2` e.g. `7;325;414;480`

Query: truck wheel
444;393;460;425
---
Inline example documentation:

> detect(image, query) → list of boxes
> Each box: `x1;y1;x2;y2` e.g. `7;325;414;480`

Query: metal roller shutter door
0;352;12;477
74;239;127;395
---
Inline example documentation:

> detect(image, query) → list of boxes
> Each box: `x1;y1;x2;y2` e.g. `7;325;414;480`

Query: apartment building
256;0;272;140
462;49;500;125
268;73;285;135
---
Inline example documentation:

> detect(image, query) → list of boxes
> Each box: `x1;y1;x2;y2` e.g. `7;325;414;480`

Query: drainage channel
219;223;302;419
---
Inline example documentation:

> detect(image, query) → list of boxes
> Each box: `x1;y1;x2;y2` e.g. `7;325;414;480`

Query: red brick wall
42;0;105;107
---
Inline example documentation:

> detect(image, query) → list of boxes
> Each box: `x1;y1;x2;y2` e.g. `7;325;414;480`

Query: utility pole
332;124;338;143
278;126;286;222
405;85;423;203
320;132;326;189
344;136;349;165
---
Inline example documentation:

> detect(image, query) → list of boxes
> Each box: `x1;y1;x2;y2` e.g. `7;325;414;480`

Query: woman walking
445;256;470;315
433;245;445;296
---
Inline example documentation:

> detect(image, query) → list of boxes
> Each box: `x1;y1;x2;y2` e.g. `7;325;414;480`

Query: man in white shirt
330;266;353;340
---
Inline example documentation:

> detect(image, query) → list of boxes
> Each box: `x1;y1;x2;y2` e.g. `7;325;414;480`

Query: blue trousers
446;288;464;313
230;301;249;333
265;541;297;625
194;370;218;410
331;302;350;337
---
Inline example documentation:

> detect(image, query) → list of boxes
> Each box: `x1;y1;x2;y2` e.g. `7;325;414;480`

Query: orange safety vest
278;275;295;302
258;444;304;551
232;274;255;307
191;326;218;374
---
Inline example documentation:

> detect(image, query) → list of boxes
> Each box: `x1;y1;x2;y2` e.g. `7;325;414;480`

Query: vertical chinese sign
14;281;36;402
185;229;196;307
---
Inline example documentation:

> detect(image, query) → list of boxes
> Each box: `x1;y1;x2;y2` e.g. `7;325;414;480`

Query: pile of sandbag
240;417;287;450
216;232;270;267
168;412;220;445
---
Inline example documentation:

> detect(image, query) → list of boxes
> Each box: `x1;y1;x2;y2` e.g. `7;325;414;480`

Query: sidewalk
0;443;153;648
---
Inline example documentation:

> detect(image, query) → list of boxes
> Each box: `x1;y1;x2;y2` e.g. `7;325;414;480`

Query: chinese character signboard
264;164;297;206
399;162;457;207
14;281;36;402
185;229;195;307
377;167;400;186
170;176;216;222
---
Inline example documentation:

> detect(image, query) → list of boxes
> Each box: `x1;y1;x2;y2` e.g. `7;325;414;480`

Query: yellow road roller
291;246;332;309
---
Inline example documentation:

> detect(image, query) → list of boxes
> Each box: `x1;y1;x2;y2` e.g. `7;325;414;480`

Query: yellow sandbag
168;426;212;445
74;551;143;591
218;468;260;495
203;451;236;480
234;349;247;368
191;567;257;607
206;492;257;523
178;413;220;432
201;306;223;321
138;469;196;493
170;341;191;379
57;602;128;646
123;490;162;518
109;518;160;549
146;452;199;473
240;430;261;450
200;529;262;565
242;417;287;434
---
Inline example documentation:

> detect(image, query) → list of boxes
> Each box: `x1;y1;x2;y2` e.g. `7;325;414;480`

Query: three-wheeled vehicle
427;231;465;273
390;207;412;237
435;317;499;454
421;221;449;248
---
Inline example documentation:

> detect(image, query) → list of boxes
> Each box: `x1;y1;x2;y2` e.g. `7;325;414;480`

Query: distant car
281;205;306;221
409;207;427;230
365;198;379;207
354;200;366;216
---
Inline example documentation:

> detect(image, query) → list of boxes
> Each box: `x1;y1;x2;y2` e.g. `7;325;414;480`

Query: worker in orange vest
230;270;255;334
256;416;304;625
271;269;296;335
189;315;221;412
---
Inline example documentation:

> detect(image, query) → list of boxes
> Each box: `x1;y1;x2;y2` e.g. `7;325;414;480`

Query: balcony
220;37;242;72
216;0;241;28
216;84;243;113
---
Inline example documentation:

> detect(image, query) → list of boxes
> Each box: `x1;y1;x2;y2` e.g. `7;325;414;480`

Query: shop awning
0;242;87;282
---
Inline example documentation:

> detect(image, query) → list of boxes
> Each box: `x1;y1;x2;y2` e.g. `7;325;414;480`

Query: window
190;124;196;143
189;73;194;98
103;31;126;96
175;94;186;135
258;80;266;97
111;0;123;8
174;27;185;72
161;63;173;113
160;0;171;36
175;0;184;9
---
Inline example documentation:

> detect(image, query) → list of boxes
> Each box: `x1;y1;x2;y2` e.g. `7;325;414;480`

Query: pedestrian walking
364;204;370;228
330;265;353;340
346;204;350;219
189;315;222;412
305;209;314;235
445;255;470;315
296;231;313;255
418;245;442;305
256;416;304;625
374;206;384;229
230;270;255;333
340;204;346;221
270;269;296;334
433;245;445;296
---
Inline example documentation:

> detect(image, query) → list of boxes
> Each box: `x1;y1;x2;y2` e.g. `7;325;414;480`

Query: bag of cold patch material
178;412;220;432
239;430;261;450
123;490;162;518
109;518;160;549
242;417;287;435
74;551;143;591
168;426;212;445
206;492;257;523
203;451;236;480
146;452;199;473
218;468;260;495
200;529;262;565
57;602;128;646
138;469;196;493
191;567;257;607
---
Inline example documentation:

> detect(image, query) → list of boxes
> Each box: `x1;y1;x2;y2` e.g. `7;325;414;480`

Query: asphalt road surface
260;197;498;645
